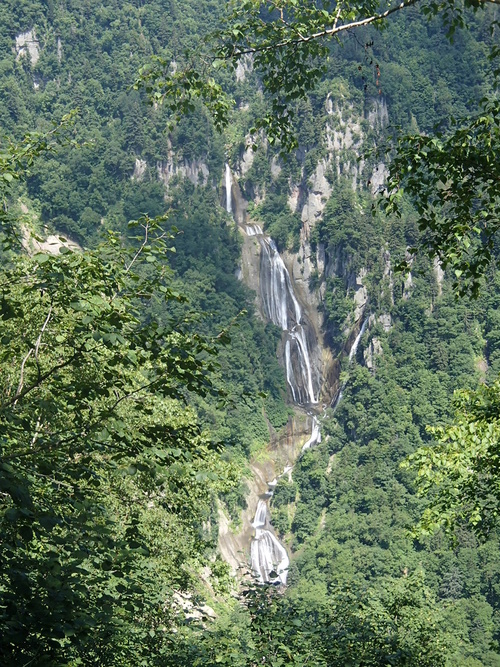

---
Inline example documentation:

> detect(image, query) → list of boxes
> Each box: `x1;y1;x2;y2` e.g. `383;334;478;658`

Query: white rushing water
249;413;320;586
232;175;369;586
250;493;290;585
259;237;318;405
249;319;368;586
243;223;318;405
301;416;321;452
348;317;368;362
225;163;232;214
237;200;322;585
245;224;263;236
252;499;268;529
287;328;317;405
334;317;368;408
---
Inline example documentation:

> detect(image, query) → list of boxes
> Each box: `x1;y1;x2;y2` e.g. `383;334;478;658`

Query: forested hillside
1;0;500;665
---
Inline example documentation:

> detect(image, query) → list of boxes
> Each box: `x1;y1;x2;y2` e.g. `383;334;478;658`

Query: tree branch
34;305;53;361
333;3;344;31
125;221;149;273
227;0;500;59
13;348;33;406
2;377;166;462
13;304;53;406
228;0;422;58
5;351;82;409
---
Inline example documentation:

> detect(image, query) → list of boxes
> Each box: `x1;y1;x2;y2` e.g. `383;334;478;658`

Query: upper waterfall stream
259;236;319;406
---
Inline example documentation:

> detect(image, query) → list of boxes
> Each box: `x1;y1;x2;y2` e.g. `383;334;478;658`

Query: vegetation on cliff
1;0;500;665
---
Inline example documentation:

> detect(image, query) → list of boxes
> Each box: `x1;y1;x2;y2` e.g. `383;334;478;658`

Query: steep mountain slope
1;1;500;664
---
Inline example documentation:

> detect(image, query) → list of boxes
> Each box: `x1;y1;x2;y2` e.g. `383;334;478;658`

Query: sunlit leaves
134;59;233;133
405;378;500;538
382;97;500;297
191;574;449;666
0;213;235;663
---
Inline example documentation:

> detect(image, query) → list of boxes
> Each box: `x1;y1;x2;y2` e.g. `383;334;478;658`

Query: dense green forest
1;0;500;665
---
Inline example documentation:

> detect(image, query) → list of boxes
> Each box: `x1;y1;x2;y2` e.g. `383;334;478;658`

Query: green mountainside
1;1;500;665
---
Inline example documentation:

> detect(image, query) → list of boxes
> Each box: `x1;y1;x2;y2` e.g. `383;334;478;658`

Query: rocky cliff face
131;154;210;189
217;412;316;577
159;93;394;576
231;96;393;405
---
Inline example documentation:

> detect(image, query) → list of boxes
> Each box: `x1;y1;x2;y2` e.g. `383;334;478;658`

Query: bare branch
333;3;343;31
12;304;53;406
106;377;162;413
225;0;500;59
34;305;53;361
125;221;149;273
225;0;421;58
6;351;81;409
14;348;33;406
303;0;422;42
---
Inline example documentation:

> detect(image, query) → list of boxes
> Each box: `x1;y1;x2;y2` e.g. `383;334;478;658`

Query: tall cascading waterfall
251;314;366;583
259;237;319;405
245;225;322;585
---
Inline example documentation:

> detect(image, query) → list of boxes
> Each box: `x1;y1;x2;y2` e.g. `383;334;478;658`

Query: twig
125;221;149;273
333;3;343;31
106;377;163;413
34;305;53;360
13;349;33;406
13;304;53;406
124;220;169;273
6;352;81;409
227;0;424;58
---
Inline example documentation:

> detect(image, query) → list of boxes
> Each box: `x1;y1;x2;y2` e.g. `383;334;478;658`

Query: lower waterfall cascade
249;412;322;585
250;484;290;585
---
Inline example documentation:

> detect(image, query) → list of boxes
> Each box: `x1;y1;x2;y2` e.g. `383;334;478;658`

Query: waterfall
252;499;268;528
334;317;368;408
249;412;321;585
289;328;317;405
349;317;368;362
245;223;263;236
259;237;318;405
250;491;289;585
225;163;232;214
248;222;323;585
251;526;289;585
301;416;321;452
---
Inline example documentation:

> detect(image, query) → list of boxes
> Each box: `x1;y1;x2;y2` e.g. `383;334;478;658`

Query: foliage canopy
0;128;235;664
